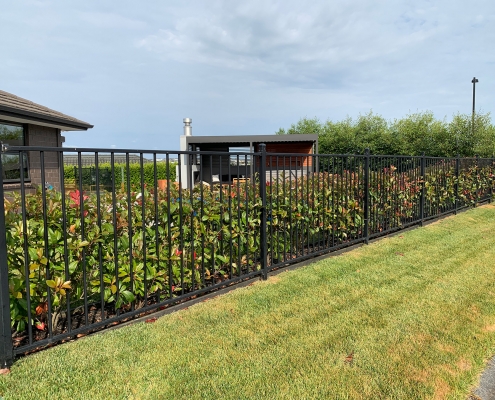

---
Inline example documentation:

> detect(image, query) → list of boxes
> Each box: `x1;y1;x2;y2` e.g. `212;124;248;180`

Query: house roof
0;90;93;131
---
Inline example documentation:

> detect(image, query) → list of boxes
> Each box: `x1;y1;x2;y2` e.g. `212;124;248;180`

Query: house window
0;122;30;182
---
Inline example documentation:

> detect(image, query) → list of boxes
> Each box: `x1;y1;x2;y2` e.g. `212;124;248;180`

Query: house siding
254;142;314;168
26;124;62;190
252;142;315;183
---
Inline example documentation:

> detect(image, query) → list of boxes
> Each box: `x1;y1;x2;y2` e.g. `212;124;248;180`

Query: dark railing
0;144;494;367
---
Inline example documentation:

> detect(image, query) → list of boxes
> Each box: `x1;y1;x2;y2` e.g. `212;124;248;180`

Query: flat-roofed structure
178;119;318;187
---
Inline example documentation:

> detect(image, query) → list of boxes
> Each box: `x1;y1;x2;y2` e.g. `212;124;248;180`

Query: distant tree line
276;111;495;157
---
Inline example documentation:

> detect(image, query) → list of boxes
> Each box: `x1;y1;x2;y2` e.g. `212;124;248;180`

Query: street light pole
472;77;479;137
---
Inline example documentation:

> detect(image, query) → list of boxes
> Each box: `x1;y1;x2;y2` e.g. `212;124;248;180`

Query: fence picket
259;144;268;280
0;159;14;367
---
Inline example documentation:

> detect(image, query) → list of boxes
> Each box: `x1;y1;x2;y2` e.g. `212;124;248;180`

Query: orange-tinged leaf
36;303;48;315
35;322;46;331
61;281;72;289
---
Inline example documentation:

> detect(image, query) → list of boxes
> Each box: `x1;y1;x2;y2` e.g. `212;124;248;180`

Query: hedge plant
63;162;177;187
5;160;494;338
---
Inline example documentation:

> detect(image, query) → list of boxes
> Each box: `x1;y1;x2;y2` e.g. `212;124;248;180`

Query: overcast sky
1;1;494;150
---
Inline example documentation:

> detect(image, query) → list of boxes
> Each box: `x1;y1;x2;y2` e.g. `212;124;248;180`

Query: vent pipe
183;118;192;136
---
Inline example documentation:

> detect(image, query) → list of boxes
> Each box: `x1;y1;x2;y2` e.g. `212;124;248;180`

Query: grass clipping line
2;205;495;400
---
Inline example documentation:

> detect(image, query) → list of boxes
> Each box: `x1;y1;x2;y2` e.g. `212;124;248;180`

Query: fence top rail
265;152;367;158
1;145;261;157
2;144;494;161
3;146;367;159
422;156;460;161
370;154;423;159
370;154;455;160
424;156;493;161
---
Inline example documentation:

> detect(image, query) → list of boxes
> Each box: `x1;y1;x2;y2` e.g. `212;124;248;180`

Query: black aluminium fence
0;144;494;367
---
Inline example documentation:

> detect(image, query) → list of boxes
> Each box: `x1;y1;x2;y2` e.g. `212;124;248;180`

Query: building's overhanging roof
184;134;318;146
0;90;93;131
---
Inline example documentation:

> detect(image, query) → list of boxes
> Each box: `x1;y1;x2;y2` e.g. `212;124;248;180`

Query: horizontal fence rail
0;144;494;366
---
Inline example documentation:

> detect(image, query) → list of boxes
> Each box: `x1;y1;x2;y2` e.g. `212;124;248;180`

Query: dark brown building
178;130;318;187
0;90;93;191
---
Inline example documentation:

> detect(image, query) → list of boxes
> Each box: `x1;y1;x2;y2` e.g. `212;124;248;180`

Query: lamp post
472;77;478;137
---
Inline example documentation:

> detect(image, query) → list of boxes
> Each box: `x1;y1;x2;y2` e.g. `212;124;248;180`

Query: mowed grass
2;206;495;399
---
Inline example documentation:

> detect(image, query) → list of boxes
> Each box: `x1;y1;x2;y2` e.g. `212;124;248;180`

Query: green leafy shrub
5;160;495;337
5;182;262;334
64;162;177;188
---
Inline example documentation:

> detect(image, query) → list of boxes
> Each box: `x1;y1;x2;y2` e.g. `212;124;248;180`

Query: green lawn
2;205;495;399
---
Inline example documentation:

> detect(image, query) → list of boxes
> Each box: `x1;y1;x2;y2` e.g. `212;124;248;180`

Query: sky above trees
1;0;494;150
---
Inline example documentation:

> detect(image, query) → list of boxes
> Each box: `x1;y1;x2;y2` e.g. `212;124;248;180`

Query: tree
276;111;495;157
389;111;449;156
277;117;323;136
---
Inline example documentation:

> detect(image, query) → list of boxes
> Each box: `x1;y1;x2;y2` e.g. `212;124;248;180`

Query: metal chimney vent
183;118;192;136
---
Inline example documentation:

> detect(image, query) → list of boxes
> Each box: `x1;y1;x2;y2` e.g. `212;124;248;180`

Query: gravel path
472;356;495;399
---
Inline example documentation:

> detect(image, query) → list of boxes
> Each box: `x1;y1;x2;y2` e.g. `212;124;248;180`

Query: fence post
363;148;370;244
259;144;268;280
490;155;494;203
420;152;425;226
0;146;14;368
475;154;479;206
454;155;460;214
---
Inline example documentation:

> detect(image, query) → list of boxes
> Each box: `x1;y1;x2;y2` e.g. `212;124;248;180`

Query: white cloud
136;0;442;88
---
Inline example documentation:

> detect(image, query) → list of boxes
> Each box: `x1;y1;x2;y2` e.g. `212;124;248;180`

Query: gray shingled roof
0;90;93;130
